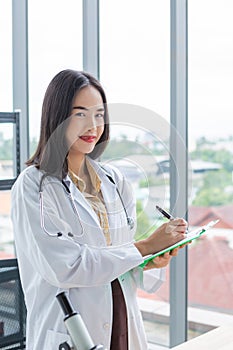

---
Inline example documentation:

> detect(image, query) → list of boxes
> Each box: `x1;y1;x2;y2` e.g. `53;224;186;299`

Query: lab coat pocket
44;329;72;349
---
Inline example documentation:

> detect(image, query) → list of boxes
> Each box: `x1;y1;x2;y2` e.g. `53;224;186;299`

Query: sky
0;0;233;144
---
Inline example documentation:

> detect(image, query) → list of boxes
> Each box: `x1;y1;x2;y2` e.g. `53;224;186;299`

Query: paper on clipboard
139;219;219;268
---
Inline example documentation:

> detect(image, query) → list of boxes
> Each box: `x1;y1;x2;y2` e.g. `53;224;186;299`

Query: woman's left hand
143;243;190;271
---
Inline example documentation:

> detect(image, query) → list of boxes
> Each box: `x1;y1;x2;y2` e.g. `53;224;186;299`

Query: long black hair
26;70;110;178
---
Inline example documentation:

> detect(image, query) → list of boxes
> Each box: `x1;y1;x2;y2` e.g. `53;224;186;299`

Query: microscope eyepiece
57;292;77;320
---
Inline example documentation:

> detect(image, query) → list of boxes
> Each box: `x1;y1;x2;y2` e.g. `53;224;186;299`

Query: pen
156;205;174;220
156;205;190;233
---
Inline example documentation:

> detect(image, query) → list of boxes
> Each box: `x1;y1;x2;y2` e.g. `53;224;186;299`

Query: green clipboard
139;219;219;268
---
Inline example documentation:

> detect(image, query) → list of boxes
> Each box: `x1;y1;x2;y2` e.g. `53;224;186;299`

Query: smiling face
66;85;105;168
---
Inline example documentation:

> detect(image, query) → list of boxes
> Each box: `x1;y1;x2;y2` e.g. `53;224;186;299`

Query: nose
87;114;97;131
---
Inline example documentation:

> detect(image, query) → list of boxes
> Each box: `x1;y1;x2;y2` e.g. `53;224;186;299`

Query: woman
11;69;188;350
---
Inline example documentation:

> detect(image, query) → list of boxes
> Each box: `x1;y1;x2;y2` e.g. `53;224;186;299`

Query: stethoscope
39;170;135;238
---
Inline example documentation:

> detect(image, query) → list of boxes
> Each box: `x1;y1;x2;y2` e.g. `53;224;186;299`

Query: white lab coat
11;157;166;350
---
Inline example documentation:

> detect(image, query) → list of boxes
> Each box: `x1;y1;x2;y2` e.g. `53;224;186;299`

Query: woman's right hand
135;218;188;257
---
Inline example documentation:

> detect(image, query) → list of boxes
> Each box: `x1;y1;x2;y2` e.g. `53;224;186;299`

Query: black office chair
0;259;26;350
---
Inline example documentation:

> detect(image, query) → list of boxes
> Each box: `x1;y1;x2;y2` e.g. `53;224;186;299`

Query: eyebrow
72;106;105;111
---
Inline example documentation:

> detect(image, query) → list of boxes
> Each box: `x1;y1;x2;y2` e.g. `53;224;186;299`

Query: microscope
57;292;106;350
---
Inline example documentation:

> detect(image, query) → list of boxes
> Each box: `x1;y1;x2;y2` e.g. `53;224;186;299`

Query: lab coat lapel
88;159;119;231
68;177;101;228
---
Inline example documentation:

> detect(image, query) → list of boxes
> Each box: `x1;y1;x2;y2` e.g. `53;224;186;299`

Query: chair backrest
0;259;26;350
0;112;25;349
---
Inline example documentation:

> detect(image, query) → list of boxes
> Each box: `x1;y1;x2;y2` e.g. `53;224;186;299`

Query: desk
172;324;233;350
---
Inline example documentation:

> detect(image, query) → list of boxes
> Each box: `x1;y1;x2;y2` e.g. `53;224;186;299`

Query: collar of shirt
68;157;101;195
66;158;111;245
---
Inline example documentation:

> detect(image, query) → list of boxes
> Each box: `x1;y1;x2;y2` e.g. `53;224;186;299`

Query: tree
0;135;13;160
192;170;233;206
191;148;233;172
135;200;151;241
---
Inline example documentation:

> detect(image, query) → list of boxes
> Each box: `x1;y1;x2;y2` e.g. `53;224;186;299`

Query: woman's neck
67;153;85;176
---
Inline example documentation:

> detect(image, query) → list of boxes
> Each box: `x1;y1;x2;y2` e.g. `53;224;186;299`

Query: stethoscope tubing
39;170;134;238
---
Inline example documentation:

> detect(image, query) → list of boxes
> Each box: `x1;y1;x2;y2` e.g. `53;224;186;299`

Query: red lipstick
79;135;96;143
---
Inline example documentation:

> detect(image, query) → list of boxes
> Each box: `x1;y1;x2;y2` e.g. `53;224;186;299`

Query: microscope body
57;292;106;350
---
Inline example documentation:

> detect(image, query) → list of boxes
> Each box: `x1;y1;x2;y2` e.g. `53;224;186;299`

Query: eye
75;112;86;118
95;113;104;118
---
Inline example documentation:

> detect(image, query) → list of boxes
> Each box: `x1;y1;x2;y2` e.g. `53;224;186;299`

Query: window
0;2;14;260
188;0;233;339
28;0;83;152
100;0;171;347
0;1;12;112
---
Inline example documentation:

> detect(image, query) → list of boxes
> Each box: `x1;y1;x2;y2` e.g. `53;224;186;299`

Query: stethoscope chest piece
127;217;135;230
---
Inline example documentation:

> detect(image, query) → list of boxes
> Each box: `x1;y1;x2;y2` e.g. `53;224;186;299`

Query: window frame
10;0;189;347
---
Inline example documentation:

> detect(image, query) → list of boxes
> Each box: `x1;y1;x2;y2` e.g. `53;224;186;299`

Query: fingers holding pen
160;218;188;247
135;207;189;257
165;218;188;235
156;206;187;236
140;218;188;256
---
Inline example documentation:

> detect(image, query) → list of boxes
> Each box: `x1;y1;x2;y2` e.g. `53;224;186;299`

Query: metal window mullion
83;0;100;79
170;0;188;347
12;0;29;170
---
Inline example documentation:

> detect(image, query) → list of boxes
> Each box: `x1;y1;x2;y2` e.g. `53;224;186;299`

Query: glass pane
28;0;83;154
100;1;170;347
0;1;13;111
0;2;14;261
188;0;233;340
0;190;15;259
100;0;170;121
0;124;14;180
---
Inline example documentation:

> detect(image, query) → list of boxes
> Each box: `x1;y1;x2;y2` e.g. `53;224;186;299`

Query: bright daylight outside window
0;1;14;260
28;0;83;152
188;0;233;340
100;0;171;347
0;0;83;260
